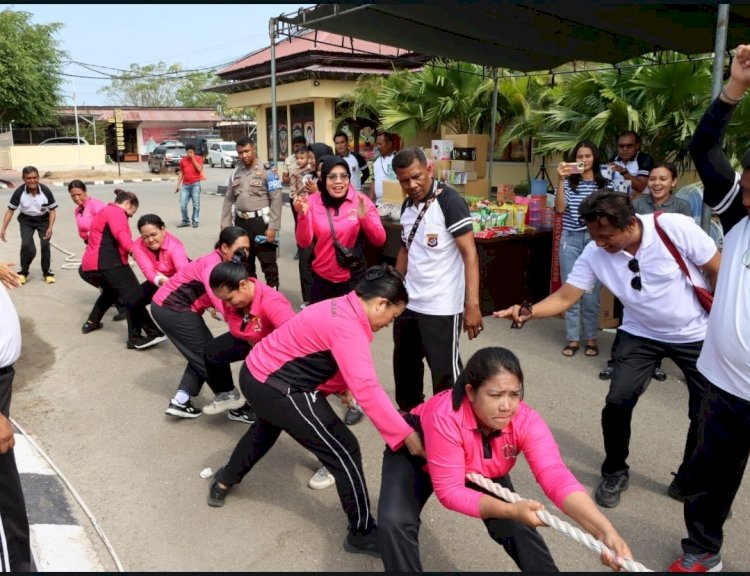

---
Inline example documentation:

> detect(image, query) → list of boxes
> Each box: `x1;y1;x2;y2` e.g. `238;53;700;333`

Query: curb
48;177;174;188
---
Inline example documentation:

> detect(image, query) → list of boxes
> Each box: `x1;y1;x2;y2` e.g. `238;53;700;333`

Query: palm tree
378;59;496;137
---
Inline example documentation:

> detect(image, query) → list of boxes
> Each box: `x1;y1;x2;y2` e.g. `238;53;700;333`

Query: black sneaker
668;476;687;502
343;527;381;558
227;404;256;424
598;366;614;380
81;321;103;334
165;399;202;419
207;469;232;507
595;470;629;508
344;406;364;426
113;311;127;322
653;367;668;382
133;333;168;350
126;336;144;350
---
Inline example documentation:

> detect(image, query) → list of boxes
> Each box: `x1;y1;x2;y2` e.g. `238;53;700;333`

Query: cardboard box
449;134;488;178
431;139;454;160
451;160;477;172
382;179;405;204
448;171;478;185
497;184;516;203
432;159;452;173
452;178;490;199
599;286;621;329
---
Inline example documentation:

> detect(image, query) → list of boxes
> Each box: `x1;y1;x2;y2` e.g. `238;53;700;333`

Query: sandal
561;344;580;357
584;343;599;357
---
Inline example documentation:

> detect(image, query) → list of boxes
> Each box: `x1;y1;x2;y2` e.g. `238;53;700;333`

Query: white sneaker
202;389;246;415
308;466;335;490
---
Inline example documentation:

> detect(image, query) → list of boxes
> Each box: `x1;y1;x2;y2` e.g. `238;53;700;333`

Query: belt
236;207;270;219
0;365;14;376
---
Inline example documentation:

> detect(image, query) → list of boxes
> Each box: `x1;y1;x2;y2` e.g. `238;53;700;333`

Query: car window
166;147;186;154
152;146;165;155
221;144;235;151
211;144;219;151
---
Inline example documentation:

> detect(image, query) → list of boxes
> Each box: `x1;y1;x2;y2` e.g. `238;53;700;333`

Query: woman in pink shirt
378;347;633;572
68;180;105;243
79;190;166;350
151;226;250;419
295;156;385;437
294;156;385;302
206;265;424;560
69;180;128;324
201;260;295;422
132;213;189;304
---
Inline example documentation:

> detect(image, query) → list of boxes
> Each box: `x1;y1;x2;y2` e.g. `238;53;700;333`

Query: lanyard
406;181;441;250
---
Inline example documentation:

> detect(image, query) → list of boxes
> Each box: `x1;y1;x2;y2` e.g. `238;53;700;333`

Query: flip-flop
585;344;599;357
561;344;579;357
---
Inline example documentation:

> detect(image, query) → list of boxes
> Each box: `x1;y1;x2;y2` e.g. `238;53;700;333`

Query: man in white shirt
0;262;32;572
392;147;483;412
333;131;369;192
372;131;396;204
494;190;721;512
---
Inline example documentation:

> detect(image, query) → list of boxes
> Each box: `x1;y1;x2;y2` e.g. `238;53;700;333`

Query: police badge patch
426;233;438;247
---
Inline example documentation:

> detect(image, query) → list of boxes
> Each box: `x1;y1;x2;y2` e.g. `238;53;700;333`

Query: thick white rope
466;472;652;572
51;241;81;270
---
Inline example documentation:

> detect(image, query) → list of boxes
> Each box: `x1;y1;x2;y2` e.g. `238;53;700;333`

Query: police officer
221;137;283;289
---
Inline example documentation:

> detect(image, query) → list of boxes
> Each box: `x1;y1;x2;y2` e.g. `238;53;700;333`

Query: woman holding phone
554;141;614;358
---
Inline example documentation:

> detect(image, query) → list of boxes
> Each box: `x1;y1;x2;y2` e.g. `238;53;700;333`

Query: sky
2;3;312;106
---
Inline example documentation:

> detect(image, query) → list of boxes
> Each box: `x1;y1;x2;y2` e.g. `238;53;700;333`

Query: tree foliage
98;63;227;109
0;9;66;125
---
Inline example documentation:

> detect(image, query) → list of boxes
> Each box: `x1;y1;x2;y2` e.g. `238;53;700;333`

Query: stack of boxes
432;134;490;199
379;134;492;204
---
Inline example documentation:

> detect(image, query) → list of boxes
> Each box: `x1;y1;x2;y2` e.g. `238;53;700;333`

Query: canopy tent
269;2;745;227
276;2;750;72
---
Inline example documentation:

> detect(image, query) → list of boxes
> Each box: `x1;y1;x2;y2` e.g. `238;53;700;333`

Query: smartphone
566;162;585;174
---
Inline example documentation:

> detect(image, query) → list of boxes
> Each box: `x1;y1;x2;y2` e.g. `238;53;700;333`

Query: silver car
208;141;238;168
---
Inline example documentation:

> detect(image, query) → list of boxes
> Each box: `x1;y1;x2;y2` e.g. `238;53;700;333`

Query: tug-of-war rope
466;473;653;572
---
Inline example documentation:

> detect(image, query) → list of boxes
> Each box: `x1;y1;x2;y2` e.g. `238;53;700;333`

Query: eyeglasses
326;173;350;182
618;142;636;149
628;258;642;291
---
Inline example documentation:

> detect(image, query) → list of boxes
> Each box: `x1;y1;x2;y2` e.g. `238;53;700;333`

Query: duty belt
236;207;270;219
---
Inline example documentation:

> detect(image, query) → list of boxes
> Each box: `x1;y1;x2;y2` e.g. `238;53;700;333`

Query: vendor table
366;219;553;316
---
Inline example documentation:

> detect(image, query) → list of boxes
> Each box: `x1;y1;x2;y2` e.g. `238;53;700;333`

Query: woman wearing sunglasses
493;190;720;512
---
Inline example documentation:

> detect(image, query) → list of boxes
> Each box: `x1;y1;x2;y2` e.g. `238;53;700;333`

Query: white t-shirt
401;183;473;315
0;284;22;368
566;213;717;343
697;217;750;401
339;153;364;191
373;153;394;201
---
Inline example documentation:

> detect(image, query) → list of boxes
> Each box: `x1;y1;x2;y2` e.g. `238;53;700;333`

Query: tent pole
270;17;278;167
702;2;729;232
488;68;498;200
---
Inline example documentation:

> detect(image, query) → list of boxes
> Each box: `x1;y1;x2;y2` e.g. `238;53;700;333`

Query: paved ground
0;175;747;572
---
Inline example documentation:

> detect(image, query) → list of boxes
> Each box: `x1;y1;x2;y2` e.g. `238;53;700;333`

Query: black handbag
326;208;366;276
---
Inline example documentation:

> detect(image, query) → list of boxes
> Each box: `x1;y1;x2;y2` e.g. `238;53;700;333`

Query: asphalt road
1;175;747;572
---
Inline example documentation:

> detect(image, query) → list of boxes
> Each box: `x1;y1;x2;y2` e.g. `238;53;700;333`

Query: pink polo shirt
220;277;295;344
412;390;584;518
246;291;413;451
73;196;106;242
295;186;385;282
81;203;134;271
132;231;190;285
152;249;223;314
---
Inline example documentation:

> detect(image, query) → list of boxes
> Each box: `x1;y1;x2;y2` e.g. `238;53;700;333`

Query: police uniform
221;159;283;288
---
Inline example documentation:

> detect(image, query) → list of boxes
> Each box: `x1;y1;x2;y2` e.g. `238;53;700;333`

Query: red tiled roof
56;107;219;122
219;30;409;75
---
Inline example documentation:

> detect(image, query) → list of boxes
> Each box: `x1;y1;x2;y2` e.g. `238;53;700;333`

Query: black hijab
319;156;351;210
